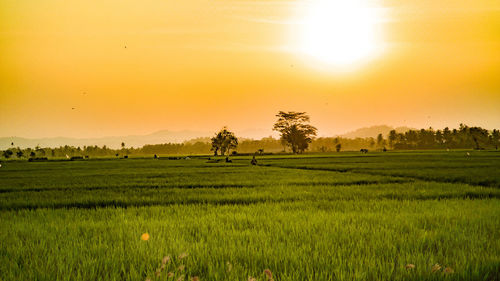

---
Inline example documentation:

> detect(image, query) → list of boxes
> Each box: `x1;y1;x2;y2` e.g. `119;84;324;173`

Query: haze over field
1;0;499;139
0;125;411;149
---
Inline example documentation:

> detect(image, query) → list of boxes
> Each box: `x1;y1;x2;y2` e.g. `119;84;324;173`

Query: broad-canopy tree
211;127;238;156
273;111;317;154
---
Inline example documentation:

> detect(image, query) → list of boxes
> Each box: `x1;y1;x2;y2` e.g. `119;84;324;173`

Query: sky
1;0;499;139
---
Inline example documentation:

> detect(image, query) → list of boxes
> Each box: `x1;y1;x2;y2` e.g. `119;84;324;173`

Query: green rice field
1;150;499;280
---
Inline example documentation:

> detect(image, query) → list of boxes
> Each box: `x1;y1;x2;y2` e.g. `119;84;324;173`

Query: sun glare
299;0;384;69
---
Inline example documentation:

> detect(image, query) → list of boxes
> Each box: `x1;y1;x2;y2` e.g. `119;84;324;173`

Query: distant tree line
387;124;499;150
2;122;499;159
1;144;138;159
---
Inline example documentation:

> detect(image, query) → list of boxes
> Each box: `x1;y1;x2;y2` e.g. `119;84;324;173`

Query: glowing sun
299;0;384;68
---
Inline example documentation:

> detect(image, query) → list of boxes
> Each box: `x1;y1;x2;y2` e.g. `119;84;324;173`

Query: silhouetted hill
0;130;211;150
341;125;413;139
1;126;415;150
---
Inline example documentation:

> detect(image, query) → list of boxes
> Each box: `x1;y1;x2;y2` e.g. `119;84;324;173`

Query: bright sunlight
299;0;384;68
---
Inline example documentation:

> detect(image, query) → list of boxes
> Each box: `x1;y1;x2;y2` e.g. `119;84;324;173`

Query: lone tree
211;127;238;156
273;111;317;154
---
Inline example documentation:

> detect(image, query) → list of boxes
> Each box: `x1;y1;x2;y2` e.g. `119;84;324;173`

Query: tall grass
0;150;499;280
0;201;499;280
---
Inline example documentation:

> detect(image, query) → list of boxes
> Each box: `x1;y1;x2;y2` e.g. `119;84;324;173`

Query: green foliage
210;127;238;156
273;111;318;153
392;124;497;150
2;149;13;158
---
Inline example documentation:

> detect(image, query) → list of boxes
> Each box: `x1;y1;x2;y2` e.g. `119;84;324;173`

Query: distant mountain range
0;130;212;150
1;125;413;150
340;125;414;139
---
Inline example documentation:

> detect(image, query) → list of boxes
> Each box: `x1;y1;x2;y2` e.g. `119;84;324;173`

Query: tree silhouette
386;124;500;150
376;134;385;148
2;149;13;158
273;111;317;154
469;126;489;150
492;129;500;150
211;127;238;156
388;130;397;148
335;143;341;152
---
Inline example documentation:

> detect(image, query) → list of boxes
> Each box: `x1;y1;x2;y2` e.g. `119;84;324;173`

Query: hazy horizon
1;111;499;139
1;123;489;140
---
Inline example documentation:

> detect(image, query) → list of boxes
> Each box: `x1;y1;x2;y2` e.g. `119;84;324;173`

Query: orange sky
1;0;499;138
